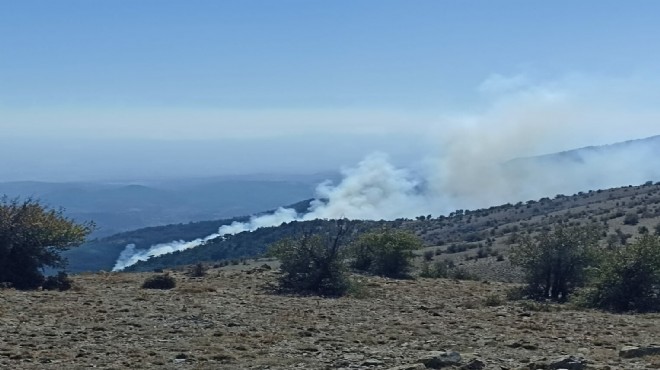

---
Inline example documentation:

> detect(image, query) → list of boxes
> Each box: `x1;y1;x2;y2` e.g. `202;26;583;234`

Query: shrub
349;229;423;278
268;221;352;297
623;212;639;225
510;224;601;301
419;261;449;278
0;198;93;290
449;267;478;281
142;274;176;289
423;250;434;261
483;293;504;307
585;235;660;312
187;262;207;277
42;271;73;291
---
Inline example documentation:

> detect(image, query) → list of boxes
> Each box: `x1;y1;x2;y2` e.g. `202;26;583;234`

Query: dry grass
0;268;658;369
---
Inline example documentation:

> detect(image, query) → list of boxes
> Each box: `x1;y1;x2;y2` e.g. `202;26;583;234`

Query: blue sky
1;1;660;180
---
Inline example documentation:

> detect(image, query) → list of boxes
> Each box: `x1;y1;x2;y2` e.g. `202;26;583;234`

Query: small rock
461;358;486;370
619;345;660;358
417;351;462;368
363;358;384;366
388;364;426;370
548;355;586;370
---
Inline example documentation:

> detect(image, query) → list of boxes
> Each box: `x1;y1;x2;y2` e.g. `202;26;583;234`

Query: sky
1;0;660;181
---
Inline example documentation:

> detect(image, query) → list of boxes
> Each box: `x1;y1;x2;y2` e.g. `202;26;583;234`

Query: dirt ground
1;267;658;370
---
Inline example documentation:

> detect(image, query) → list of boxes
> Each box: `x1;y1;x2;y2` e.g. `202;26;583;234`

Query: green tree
586;235;660;312
349;229;422;278
510;224;601;301
0;198;93;289
268;221;352;296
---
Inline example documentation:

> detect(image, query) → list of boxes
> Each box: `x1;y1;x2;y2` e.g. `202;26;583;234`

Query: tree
268;220;352;296
586;235;660;312
0;198;93;289
348;229;422;278
510;224;601;301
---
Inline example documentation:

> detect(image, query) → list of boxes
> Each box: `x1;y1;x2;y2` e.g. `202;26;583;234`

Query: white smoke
112;73;660;270
112;233;220;271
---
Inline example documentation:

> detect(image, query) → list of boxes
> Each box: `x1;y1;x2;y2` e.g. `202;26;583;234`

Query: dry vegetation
1;265;659;369
408;182;660;281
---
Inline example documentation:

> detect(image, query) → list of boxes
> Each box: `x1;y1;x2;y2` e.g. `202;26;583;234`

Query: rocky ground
1;266;659;370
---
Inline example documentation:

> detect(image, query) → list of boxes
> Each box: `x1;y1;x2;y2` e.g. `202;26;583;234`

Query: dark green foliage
67;216;252;273
511;224;601;301
623;212;639;225
349;229;423;278
42;271;72;291
142;274;176;289
0;198;93;290
268;221;353;297
585;235;660;312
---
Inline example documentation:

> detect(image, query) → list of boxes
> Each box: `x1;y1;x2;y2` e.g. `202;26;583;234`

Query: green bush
419;260;450;278
349;229;422;278
585;235;660;312
142;274;176;290
511;224;601;301
268;223;352;297
0;198;93;290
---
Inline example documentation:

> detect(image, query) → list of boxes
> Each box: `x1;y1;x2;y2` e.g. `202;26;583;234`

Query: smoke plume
112;74;660;270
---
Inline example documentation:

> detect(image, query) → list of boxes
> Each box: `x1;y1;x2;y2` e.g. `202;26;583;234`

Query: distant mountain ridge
513;134;660;164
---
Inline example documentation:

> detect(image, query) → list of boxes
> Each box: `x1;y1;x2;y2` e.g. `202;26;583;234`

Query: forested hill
63;199;314;272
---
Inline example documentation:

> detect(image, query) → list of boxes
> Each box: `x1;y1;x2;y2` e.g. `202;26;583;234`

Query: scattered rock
549;355;587;370
362;358;384;366
619;345;660;358
460;358;486;370
530;355;586;370
388;364;426;370
417;351;462;368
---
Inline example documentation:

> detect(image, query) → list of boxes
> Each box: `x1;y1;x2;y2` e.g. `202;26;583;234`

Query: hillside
122;181;660;277
63;199;316;273
1;268;658;369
